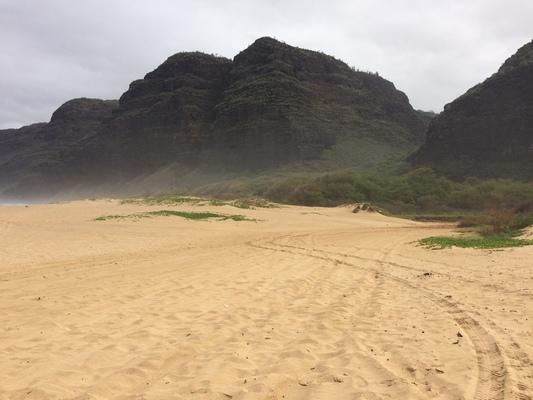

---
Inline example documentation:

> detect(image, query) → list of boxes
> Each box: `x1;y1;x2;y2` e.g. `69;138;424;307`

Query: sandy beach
0;200;532;400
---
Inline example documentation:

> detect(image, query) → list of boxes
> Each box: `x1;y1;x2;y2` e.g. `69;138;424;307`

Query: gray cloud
1;0;532;128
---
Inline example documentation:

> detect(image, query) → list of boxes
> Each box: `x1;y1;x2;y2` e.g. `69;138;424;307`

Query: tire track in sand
273;235;533;400
249;235;516;400
272;232;532;300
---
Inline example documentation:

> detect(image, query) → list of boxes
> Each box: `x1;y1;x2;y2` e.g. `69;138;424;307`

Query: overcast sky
1;0;532;129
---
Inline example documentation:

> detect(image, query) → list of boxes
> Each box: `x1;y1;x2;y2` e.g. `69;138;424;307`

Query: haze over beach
1;1;533;399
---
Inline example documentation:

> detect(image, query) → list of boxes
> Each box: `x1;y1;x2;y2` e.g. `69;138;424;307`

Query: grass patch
145;210;254;221
120;196;205;206
419;235;533;250
231;198;279;209
146;210;224;220
207;199;227;206
94;210;255;222
94;214;142;221
121;195;277;210
406;214;466;222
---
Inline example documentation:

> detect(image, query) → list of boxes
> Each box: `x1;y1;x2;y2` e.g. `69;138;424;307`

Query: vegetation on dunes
121;196;277;209
418;209;533;249
419;236;533;250
94;210;255;222
115;166;533;250
192;167;533;215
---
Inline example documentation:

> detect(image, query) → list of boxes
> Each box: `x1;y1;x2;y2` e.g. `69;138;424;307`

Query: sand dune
0;200;531;399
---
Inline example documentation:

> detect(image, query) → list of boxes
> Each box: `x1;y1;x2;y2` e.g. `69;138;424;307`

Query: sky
1;0;532;129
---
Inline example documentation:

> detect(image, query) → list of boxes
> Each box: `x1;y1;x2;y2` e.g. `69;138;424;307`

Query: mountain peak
412;38;533;179
251;36;282;46
50;98;118;124
233;36;352;76
498;39;533;74
234;36;293;62
144;51;232;80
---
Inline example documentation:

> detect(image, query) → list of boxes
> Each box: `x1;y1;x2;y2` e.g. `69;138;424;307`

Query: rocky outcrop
412;40;533;179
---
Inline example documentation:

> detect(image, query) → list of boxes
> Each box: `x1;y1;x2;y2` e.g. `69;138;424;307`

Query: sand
0;200;532;400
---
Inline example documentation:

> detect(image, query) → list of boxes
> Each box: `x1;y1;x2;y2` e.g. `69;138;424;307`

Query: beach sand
0;200;531;399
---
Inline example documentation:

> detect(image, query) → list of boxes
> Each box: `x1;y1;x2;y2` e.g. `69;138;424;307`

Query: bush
288;182;325;206
459;211;533;237
188;168;533;226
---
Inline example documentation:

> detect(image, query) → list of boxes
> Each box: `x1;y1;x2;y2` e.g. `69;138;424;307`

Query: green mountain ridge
0;37;427;200
412;39;533;179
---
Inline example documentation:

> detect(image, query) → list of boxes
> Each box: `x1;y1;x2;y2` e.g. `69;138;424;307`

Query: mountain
99;52;233;177
0;98;118;197
412;40;533;179
211;37;426;169
0;37;426;200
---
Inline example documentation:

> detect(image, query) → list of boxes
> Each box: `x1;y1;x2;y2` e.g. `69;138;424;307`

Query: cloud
1;0;532;128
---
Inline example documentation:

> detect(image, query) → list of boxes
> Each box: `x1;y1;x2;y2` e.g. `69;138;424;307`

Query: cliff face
100;52;233;175
0;98;117;197
96;37;425;174
212;37;425;169
1;37;426;199
412;40;533;179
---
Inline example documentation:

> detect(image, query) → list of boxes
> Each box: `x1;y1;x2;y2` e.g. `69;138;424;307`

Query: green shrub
419;236;533;249
459;212;533;236
143;168;533;227
288;182;326;206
